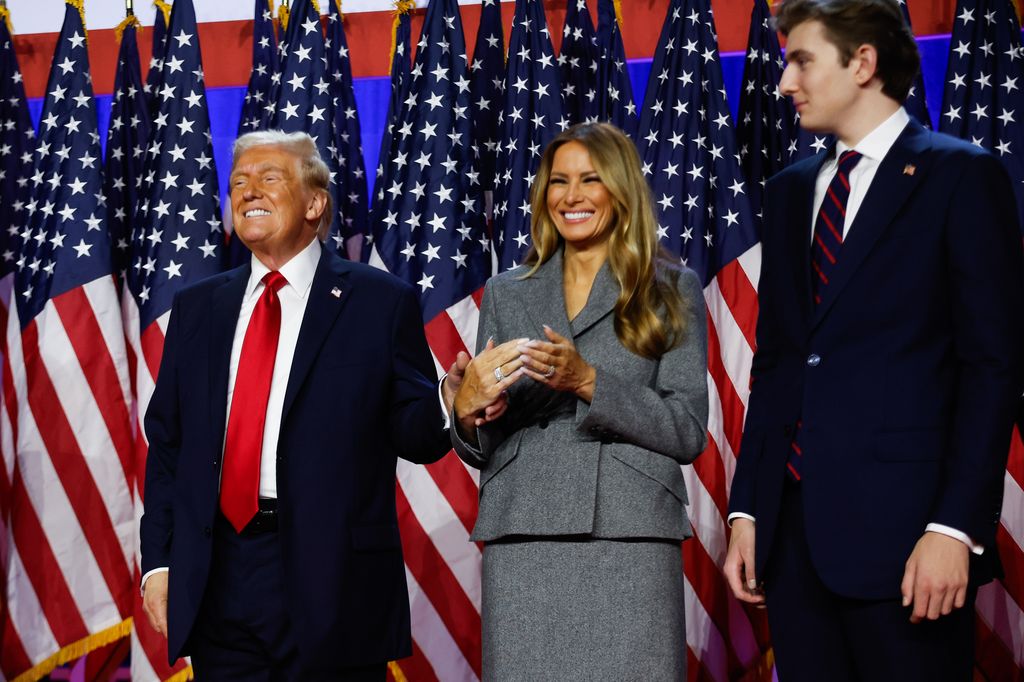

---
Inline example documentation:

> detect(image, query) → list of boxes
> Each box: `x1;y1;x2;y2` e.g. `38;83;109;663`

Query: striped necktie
788;149;862;481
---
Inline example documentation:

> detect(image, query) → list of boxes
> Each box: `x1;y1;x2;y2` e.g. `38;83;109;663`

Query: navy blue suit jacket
140;245;450;667
729;120;1024;599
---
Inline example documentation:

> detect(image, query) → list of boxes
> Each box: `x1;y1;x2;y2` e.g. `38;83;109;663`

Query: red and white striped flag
121;0;224;678
0;1;137;679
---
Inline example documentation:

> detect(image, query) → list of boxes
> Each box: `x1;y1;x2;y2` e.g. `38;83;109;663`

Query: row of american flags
0;0;1021;681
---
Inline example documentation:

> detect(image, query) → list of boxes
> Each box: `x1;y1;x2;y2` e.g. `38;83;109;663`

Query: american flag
635;0;772;679
557;0;601;127
939;0;1024;676
238;0;279;135
940;0;1024;229
595;0;639;138
144;0;172;117
897;0;932;127
0;4;33;284
123;0;222;679
468;0;504;195
367;0;413;257
735;0;823;220
0;3;136;680
271;0;347;253
325;0;370;259
366;0;491;678
492;0;564;271
0;4;36;677
105;15;151;281
231;0;278;269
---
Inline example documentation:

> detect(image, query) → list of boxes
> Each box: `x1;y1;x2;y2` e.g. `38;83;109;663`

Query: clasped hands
724;519;970;623
445;326;596;440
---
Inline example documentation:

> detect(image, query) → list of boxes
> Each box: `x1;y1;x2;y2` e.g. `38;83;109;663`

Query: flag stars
73;239;92;258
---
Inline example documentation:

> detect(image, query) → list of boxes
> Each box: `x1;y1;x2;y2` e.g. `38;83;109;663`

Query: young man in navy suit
140;131;462;680
725;1;1024;679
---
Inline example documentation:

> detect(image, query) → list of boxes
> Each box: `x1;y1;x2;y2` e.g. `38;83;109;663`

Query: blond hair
232;130;333;237
524;123;687;359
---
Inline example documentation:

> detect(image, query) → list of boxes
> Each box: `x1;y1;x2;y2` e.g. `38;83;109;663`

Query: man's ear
852;43;879;86
306;190;328;223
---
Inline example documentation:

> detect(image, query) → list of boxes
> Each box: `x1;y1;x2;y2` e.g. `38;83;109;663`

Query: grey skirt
481;537;686;681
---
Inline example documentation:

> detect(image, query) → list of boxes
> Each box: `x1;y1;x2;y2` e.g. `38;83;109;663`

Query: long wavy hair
522;123;688;359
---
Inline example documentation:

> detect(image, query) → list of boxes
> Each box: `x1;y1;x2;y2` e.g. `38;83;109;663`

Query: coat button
783;425;793;437
203;526;211;537
538;419;549;429
806;353;821;367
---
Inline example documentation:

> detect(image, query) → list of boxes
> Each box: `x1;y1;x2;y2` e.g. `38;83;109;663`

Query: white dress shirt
729;108;983;555
226;236;320;499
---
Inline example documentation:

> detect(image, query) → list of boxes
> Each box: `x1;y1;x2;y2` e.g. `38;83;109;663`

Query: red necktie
220;271;288;532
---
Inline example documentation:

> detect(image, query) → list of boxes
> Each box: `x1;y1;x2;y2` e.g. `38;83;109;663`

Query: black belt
239;498;278;535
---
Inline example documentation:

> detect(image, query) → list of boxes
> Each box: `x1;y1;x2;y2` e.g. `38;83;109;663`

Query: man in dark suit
725;1;1024;679
140;131;458;680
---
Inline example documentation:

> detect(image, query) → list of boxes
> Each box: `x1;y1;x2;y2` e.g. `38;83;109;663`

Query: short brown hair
775;0;920;102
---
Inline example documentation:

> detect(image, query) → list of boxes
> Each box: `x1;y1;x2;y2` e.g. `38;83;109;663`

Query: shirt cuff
437;374;451;431
140;567;169;597
926;523;984;555
727;512;756;527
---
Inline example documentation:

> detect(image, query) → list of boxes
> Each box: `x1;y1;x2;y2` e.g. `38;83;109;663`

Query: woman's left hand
518;325;597;402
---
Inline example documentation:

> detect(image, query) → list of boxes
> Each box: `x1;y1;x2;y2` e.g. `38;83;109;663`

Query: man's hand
724;518;765;604
142;572;170;638
442;351;472;417
901;531;969;623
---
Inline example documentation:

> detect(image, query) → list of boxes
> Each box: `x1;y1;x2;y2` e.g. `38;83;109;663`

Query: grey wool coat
452;251;709;542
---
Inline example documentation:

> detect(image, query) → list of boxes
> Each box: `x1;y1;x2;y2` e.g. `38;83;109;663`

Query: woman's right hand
453;337;529;437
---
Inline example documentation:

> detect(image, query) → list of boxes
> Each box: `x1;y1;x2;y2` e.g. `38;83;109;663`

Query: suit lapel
812;121;931;329
209;265;251;438
521;252;573;341
569;261;618;337
281;246;351;422
787;153;829;325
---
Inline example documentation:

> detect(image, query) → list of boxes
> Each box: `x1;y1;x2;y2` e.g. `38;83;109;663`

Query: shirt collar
246;237;321;300
835;107;910;163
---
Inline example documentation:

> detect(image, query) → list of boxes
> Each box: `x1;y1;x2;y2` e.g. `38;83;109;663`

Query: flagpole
125;0;133;15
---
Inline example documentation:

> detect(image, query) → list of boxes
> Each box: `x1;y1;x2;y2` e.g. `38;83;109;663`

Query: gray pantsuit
453;251;709;680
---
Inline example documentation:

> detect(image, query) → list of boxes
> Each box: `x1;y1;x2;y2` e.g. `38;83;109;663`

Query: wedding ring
544;364;556;378
494;366;506;382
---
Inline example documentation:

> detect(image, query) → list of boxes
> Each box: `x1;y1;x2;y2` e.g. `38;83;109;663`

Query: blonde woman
452;123;709;679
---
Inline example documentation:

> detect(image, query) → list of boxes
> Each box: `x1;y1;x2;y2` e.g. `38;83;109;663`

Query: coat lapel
521;252;573;341
281;245;351;422
569;260;618;337
812;121;931;329
209;265;251;438
786;153;829;324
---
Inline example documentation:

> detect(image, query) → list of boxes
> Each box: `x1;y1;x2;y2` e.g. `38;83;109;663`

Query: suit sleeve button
806;354;821;367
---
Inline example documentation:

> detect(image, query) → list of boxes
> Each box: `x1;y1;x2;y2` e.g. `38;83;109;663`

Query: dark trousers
763;480;975;682
189;515;386;682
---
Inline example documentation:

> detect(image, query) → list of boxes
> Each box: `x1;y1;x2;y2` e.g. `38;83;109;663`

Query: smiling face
545;141;614;255
780;19;863;135
229;144;325;267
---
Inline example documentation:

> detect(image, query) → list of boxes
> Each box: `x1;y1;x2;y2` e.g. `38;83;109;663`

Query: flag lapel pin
903;164;916;176
330;287;342;298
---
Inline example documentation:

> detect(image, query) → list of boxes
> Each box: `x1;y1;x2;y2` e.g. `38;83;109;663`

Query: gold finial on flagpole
0;1;11;35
